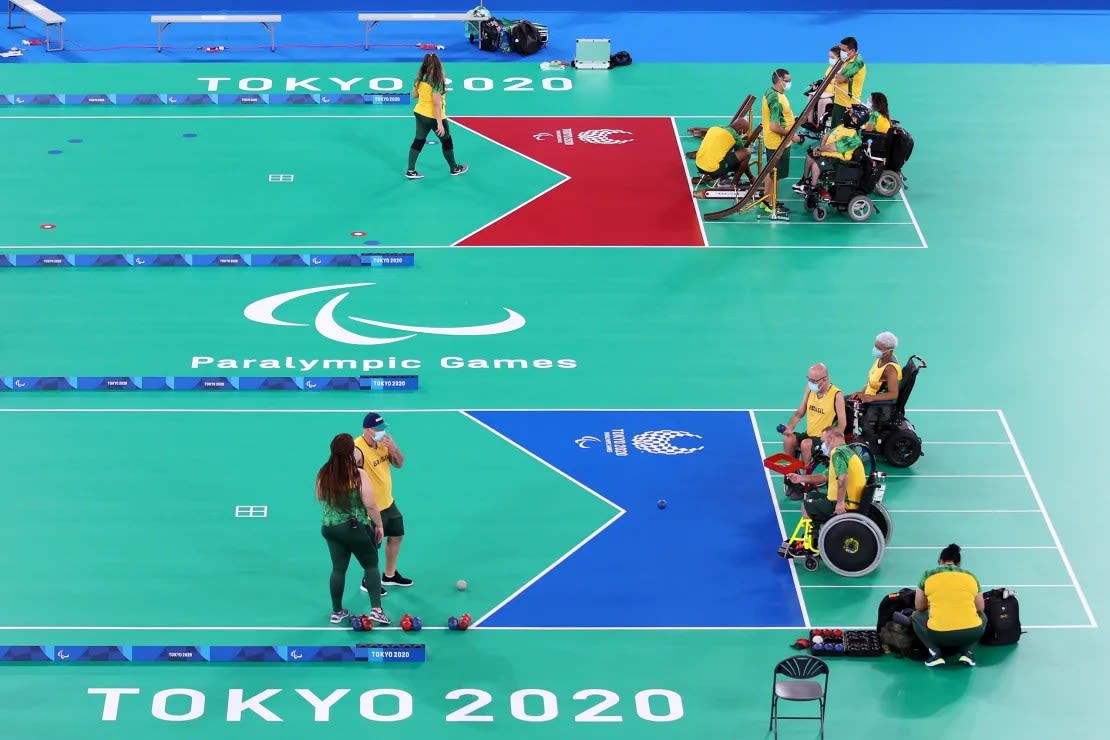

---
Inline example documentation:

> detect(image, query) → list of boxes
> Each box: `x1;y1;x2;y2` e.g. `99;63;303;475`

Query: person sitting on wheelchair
847;330;902;435
785;427;865;524
693;117;754;188
781;363;846;499
863;92;892;134
791;104;868;196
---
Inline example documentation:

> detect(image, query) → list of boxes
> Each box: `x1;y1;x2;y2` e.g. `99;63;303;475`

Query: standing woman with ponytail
317;433;390;626
406;52;468;179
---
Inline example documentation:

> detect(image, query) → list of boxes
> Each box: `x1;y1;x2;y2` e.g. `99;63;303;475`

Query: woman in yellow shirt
406;53;468;179
863;92;892;134
912;544;987;667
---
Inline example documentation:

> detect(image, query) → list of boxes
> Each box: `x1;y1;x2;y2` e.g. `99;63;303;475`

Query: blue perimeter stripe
4;10;1110;64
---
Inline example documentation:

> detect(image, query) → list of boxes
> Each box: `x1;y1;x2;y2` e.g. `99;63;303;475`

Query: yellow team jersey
695;126;742;173
761;88;795;151
354;435;394;511
822;125;861;161
834;56;866;108
866;359;903;395
869;112;891;134
921;566;983;631
804;384;841;437
413;80;445;119
826;447;865;510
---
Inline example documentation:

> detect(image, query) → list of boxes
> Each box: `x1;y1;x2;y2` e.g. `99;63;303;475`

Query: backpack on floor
980;588;1022;645
478;19;504;51
880;619;927;661
509;20;543;56
876;588;916;630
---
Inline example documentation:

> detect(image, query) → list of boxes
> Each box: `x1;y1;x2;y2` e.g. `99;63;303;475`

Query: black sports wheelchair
777;442;891;576
796;103;915;222
844;354;927;468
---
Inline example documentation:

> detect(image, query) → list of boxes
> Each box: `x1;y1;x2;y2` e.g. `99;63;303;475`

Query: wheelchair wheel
863;502;893;544
881;425;922;468
847;195;874;222
817;514;885;577
812;205;827;222
803;557;819;572
875;170;903;197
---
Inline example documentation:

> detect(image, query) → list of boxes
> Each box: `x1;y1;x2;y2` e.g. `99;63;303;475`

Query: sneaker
924;650;945;667
382;571;414;587
360;579;388;597
791;181;808;195
329;608;350;625
450;164;469;176
958;650;976;667
368;607;391;626
405;170;423;179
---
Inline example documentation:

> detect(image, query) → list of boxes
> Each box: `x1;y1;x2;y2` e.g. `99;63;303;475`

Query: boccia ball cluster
400;614;423;632
349;614;377;631
809;628;846;654
447;613;472;631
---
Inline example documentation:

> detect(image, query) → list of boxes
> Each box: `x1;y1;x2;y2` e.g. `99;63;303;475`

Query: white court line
671;115;709;248
456;411;625;629
707;221;916;226
0;622;1091;632
901;188;929;249
885;474;1025;479
750;410;810;628
0;625;447;631
998;409;1097;628
885;545;1056;550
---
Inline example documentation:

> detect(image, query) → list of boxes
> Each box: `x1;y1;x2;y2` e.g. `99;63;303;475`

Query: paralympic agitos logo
243;282;526;346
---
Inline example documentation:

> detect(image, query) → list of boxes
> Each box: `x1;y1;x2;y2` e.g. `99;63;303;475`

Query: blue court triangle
465;410;804;628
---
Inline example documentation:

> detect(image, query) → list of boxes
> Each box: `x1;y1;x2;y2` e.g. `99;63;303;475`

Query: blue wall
42;1;1110;11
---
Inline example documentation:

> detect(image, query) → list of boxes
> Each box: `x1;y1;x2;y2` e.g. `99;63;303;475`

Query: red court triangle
454;117;704;247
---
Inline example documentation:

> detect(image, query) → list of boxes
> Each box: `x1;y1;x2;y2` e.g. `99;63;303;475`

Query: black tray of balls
809;629;883;657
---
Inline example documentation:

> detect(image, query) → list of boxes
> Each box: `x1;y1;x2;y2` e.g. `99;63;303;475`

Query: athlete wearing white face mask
781;363;847;490
849;331;902;404
760;68;802;218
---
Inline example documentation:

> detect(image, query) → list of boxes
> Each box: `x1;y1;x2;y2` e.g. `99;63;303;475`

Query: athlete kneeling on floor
693;118;754;188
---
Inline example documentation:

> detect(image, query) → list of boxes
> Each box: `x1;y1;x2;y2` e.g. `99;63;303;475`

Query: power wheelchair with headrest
845;354;927;468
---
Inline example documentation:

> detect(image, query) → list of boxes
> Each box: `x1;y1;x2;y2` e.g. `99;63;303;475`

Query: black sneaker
360;579;388;597
329;608;350;625
383;571;414;587
958;650;976;667
450;164;469;176
924;650;945;667
405;170;423;179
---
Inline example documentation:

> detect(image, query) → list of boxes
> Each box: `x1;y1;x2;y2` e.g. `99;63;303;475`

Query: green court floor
1;60;1109;738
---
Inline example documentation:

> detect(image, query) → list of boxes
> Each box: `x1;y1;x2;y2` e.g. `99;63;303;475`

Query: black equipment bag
509;20;542;56
478;19;503;51
980;588;1022;645
877;588;916;630
886;124;914;170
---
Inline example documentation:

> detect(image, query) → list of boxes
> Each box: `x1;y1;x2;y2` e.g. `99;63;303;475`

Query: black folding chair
768;655;829;739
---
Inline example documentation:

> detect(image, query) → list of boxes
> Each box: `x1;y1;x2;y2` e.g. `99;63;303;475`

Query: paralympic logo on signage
579;429;705;456
243;282;527;346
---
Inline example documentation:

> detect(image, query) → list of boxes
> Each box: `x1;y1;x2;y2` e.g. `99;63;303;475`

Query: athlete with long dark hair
316;433;390;625
406;52;468;179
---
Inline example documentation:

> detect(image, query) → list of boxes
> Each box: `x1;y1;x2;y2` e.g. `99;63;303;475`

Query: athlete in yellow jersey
782;362;846;468
864;92;892;135
353;412;412;593
851;331;903;403
693;118;753;187
786;427;865;520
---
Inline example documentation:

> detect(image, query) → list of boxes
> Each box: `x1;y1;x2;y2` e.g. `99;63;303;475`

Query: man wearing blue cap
353;412;412;593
